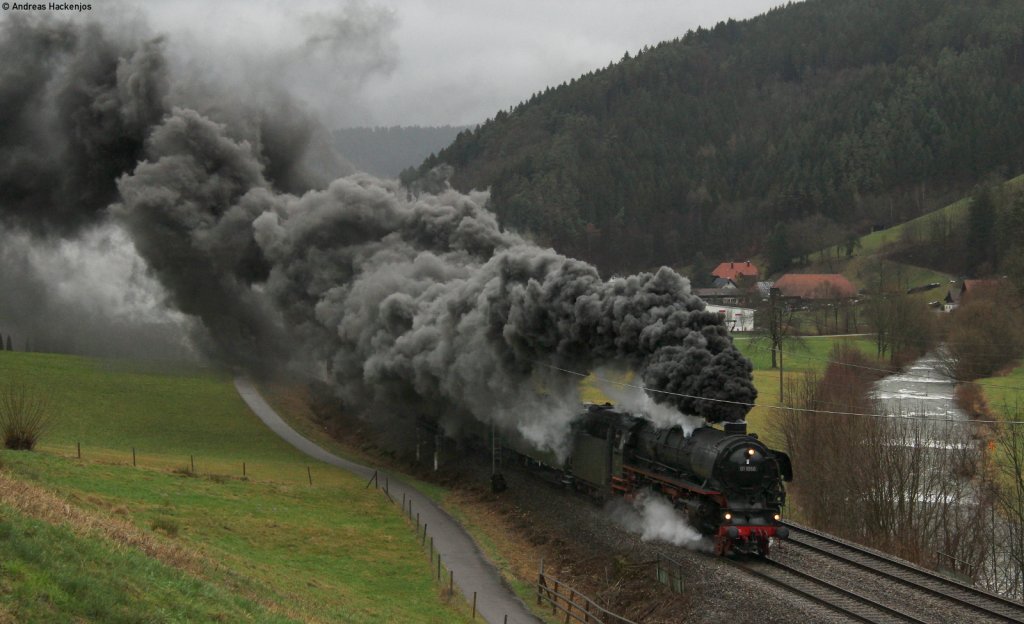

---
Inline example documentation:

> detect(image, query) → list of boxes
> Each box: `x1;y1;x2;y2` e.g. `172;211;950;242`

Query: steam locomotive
500;404;793;557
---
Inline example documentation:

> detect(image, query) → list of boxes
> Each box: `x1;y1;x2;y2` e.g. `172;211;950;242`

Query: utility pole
779;341;784;404
770;286;784;403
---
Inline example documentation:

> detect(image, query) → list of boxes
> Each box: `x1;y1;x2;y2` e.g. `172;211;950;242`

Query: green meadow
0;350;471;624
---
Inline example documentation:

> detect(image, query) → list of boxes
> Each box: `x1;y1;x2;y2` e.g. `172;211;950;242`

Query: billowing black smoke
0;16;168;235
1;15;756;456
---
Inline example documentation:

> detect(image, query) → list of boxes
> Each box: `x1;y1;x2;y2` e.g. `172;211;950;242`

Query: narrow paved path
234;377;541;624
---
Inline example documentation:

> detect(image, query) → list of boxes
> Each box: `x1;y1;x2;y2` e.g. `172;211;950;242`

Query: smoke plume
612;491;711;552
0;15;757;455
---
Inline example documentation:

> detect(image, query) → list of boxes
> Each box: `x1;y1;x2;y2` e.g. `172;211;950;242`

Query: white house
704;304;755;332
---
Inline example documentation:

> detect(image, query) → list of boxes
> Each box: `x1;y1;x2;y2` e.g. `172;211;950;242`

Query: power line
540;362;1024;426
740;343;1024;394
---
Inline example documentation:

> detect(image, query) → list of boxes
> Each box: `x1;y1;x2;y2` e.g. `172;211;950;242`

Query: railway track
728;556;928;623
781;521;1024;623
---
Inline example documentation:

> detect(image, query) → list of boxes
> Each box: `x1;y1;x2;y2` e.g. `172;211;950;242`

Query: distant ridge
417;0;1024;275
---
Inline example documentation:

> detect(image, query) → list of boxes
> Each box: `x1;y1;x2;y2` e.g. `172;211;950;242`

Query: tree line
778;345;1024;599
415;0;1024;276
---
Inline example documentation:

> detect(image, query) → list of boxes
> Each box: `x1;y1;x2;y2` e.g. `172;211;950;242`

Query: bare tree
753;287;802;369
776;346;994;583
0;383;51;450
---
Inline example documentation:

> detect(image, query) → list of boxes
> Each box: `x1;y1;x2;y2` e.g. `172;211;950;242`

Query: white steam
594;367;706;434
612;491;711;552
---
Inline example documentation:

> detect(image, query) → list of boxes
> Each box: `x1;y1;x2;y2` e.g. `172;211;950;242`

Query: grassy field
258;381;563;624
803;173;1024;295
0;350;471;624
975;364;1024;419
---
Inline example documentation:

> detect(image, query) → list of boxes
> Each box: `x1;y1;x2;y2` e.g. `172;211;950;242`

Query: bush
0;383;51;450
944;284;1024;379
150;516;180;537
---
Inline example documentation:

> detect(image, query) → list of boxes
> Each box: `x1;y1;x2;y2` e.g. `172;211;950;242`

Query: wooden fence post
537;558;544;605
449;569;453;595
243;461;246;477
472;592;477;619
307;466;312;485
132;447;136;467
77;442;81;459
422;523;427;546
190;455;194;473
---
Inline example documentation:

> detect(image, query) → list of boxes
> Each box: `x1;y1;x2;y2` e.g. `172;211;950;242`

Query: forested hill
417;0;1024;276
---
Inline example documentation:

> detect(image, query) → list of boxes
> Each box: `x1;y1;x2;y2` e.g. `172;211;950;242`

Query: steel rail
727;556;928;623
781;521;1024;623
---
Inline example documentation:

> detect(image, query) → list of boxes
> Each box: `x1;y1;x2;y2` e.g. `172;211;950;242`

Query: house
773;274;857;300
943;279;1001;311
704;304;755;332
711;261;759;282
693;286;742;306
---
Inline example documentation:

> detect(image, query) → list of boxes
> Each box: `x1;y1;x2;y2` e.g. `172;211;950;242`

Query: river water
870;351;973;450
870;351;965;420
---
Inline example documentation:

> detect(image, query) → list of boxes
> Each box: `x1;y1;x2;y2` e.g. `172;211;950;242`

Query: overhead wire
537;362;1024;426
739;342;1024;394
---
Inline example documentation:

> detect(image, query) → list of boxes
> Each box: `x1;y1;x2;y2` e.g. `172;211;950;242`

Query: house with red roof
711;261;759;282
773;274;857;300
943;279;1001;311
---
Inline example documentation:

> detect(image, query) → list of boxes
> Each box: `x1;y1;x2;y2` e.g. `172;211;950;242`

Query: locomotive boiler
508;403;792;556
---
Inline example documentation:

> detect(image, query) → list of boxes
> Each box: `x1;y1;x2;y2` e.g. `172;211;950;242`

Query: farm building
711;261;759;282
704;304;755;332
773;274;857;300
943;279;1001;311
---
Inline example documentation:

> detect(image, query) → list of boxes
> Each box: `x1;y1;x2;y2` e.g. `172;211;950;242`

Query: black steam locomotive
503;404;793;556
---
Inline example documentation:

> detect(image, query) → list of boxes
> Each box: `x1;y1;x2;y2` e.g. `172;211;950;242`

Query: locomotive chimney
724;420;747;436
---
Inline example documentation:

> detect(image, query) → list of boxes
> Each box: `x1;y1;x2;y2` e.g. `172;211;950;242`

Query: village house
704;304;755;332
773;273;857;301
943;279;1001;312
711;260;759;284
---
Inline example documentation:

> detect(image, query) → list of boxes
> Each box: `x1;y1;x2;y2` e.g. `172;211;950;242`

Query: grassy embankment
0;350;472;624
975;364;1024;424
807;173;1024;295
257;383;560;624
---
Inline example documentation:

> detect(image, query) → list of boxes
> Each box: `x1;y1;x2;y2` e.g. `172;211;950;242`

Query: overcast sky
104;1;783;127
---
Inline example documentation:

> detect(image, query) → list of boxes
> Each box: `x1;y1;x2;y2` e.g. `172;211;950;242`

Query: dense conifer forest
416;0;1024;275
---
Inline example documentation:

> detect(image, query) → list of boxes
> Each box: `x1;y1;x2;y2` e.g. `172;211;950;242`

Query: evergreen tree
766;224;792;275
967;186;997;273
413;0;1024;274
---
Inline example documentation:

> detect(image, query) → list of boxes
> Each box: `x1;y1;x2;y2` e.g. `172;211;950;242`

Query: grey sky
132;0;783;128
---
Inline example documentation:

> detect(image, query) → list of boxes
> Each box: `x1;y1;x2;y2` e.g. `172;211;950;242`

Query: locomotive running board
623;464;722;497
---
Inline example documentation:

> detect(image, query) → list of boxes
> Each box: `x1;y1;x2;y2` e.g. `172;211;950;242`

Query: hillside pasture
0;350;471;623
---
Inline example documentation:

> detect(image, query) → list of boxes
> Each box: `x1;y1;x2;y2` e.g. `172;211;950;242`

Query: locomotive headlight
724;512;732;521
773;513;782;521
747;448;756;456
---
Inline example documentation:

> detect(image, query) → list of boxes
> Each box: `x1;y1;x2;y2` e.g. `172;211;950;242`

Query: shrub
150;516;180;537
0;383;51;450
944;284;1024;379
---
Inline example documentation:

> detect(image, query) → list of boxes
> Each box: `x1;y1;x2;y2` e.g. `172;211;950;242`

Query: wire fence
536;559;638;624
367;468;496;622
